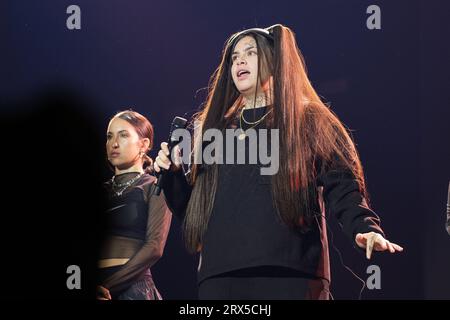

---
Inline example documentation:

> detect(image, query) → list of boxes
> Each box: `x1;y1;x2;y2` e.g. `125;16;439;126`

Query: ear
140;138;150;152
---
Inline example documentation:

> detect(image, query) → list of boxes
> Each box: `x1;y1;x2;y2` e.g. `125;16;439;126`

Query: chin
236;84;254;93
109;159;121;167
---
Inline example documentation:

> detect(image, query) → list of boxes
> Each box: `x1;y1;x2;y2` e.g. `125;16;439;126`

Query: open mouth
237;69;250;79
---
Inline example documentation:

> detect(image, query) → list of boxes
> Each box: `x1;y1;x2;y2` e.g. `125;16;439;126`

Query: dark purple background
1;0;449;299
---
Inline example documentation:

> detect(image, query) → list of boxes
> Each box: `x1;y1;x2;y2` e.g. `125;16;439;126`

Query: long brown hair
183;24;368;253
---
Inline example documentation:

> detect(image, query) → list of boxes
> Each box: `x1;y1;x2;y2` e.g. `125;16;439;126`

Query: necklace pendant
238;132;246;140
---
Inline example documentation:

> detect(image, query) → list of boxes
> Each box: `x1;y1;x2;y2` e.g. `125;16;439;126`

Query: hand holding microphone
154;142;182;172
153;116;187;196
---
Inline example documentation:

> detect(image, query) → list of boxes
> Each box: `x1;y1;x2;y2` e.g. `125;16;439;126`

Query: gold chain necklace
111;172;144;197
238;107;272;140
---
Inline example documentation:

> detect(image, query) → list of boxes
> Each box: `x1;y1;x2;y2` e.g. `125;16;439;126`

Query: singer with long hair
154;24;403;299
97;110;172;300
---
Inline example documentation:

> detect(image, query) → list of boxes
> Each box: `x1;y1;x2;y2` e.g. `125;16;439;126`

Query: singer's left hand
96;285;111;300
355;232;403;259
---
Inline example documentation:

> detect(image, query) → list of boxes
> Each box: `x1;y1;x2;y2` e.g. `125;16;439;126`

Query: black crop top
105;186;149;241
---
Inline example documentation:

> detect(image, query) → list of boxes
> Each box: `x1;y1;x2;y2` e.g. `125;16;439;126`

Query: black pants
115;272;162;300
198;266;329;300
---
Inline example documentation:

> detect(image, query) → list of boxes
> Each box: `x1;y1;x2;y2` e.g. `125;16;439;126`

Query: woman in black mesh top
97;110;172;300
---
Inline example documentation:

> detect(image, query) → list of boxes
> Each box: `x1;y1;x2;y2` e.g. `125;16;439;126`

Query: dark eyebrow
232;45;257;55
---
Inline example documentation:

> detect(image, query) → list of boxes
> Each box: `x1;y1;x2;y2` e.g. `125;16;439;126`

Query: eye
248;50;257;56
106;134;112;140
120;133;129;138
231;55;238;62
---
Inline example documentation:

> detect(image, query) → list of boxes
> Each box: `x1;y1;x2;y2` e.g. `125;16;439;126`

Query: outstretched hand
355;232;403;259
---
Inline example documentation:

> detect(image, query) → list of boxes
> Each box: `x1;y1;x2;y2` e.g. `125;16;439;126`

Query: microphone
446;181;450;235
154;116;188;196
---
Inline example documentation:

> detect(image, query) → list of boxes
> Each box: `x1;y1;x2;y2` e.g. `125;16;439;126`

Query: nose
111;137;119;149
235;54;247;65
